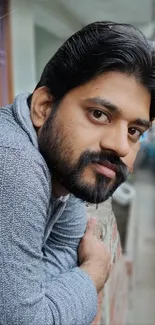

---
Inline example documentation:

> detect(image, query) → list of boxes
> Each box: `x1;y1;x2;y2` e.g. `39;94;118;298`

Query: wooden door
0;0;13;107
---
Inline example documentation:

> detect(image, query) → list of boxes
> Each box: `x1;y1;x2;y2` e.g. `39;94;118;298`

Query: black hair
35;21;155;121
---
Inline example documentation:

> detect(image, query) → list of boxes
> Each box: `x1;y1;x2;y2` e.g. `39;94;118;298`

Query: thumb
85;218;97;236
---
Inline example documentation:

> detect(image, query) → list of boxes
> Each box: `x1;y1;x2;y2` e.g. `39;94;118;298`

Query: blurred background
1;1;155;324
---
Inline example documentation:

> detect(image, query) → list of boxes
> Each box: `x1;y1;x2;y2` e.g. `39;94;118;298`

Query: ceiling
32;0;155;39
53;0;153;26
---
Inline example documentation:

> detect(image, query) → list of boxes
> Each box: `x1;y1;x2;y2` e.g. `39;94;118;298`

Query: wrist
80;261;104;293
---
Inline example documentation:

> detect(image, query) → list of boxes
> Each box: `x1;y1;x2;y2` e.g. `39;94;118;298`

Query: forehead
71;71;151;122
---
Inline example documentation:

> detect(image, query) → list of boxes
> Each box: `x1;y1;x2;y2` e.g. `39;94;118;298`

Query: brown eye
128;127;142;140
91;110;109;122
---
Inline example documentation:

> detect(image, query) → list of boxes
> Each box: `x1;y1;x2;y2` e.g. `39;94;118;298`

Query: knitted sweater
0;94;97;325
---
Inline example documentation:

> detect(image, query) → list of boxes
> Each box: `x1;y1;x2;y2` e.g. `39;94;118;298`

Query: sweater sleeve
43;196;88;279
0;147;97;325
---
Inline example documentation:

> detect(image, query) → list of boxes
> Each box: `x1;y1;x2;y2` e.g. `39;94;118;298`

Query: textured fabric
0;94;98;325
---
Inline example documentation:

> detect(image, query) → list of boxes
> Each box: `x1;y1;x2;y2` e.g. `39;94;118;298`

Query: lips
93;161;117;179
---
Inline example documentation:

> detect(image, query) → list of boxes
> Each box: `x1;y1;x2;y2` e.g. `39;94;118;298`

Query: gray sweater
0;94;97;325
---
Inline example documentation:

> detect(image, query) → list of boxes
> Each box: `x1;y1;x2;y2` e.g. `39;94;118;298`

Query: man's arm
43;196;87;279
0;147;98;325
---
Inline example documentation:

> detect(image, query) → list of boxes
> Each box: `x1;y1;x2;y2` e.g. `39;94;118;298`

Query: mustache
77;150;129;177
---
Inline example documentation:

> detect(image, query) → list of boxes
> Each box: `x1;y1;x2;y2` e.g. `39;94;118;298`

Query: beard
38;110;129;204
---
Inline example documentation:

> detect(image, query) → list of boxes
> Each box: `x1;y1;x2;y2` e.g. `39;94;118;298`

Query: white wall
10;0;36;96
10;0;72;96
35;26;64;81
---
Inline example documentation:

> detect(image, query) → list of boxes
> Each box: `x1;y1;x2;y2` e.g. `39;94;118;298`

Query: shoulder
0;109;51;197
0;104;32;150
0;105;51;181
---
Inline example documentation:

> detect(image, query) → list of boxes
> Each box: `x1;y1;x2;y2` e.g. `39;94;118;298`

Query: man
0;21;155;325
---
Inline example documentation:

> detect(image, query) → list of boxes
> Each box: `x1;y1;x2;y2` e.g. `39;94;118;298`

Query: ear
30;86;54;128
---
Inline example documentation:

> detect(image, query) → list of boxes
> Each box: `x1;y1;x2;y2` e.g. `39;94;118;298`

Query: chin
60;171;117;203
69;182;113;204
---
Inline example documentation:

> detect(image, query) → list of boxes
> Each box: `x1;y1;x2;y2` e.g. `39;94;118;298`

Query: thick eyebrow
133;118;151;130
86;97;119;113
85;96;150;130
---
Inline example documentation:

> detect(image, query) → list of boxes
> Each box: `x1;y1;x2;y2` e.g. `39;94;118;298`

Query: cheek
58;119;100;158
121;144;140;170
56;102;102;159
56;119;85;165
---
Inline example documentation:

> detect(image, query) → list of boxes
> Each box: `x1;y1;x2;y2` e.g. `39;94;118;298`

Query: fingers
94;224;101;239
86;218;102;239
85;218;97;236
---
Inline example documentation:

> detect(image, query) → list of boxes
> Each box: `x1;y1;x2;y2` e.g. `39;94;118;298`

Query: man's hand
79;218;111;292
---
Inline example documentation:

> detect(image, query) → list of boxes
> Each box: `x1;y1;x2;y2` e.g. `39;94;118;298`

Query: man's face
37;71;150;203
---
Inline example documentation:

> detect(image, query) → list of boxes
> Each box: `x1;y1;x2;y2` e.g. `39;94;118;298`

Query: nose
100;124;130;158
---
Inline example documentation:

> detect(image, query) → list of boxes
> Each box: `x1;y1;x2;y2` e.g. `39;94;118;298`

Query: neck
52;176;69;198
